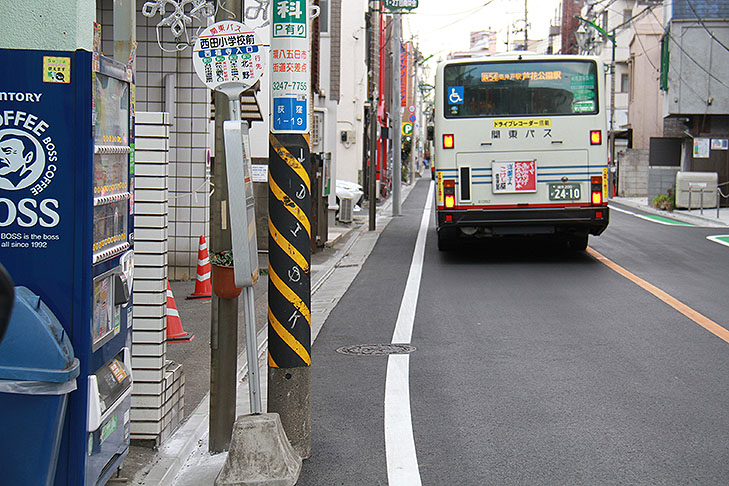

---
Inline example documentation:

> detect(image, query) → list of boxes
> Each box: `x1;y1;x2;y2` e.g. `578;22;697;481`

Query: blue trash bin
0;287;80;486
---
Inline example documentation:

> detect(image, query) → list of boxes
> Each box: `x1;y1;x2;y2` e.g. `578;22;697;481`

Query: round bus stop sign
192;21;266;91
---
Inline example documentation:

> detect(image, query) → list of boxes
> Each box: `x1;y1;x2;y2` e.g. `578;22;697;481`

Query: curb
610;197;729;228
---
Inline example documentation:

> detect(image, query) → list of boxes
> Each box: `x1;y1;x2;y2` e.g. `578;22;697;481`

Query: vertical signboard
271;0;310;133
400;47;408;108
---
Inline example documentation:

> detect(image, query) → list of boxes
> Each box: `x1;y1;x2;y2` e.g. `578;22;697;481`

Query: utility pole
524;0;529;50
392;12;402;216
208;0;240;454
410;47;418;184
575;16;616;188
268;0;313;459
368;1;379;231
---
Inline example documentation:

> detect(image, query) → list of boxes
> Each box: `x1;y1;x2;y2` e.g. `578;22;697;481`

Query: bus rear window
444;60;598;118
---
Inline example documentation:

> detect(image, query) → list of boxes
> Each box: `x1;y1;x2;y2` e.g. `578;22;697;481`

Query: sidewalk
125;183;417;485
611;196;729;227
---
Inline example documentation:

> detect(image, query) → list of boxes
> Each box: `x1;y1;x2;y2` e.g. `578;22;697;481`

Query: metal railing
717;181;729;219
679;182;729;218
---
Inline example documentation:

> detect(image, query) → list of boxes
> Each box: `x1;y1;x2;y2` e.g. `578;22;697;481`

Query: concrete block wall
618;149;649;197
648;167;680;202
98;0;212;282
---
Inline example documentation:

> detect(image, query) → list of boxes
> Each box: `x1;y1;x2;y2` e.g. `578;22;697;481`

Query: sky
402;0;562;71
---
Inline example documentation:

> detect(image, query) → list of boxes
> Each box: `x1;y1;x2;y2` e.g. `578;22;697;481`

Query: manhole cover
336;344;416;356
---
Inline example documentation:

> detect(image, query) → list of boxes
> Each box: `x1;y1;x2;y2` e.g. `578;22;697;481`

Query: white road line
707;235;729;248
391;181;434;344
384;181;434;486
385;355;420;485
609;204;680;225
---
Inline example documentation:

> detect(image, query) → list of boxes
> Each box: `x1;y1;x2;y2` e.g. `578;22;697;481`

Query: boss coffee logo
0;103;60;228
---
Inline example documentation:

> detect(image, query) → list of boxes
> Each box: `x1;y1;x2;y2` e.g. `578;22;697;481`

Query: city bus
433;53;610;251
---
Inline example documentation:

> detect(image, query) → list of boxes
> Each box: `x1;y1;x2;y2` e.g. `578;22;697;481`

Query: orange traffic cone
167;281;194;343
187;235;212;299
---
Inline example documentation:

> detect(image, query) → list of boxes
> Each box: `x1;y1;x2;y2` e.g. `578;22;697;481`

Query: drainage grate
336;344;416;356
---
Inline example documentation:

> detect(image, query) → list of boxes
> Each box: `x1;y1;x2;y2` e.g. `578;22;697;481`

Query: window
601;11;608;31
620;73;629;93
444;60;599;118
319;0;329;34
623;9;632;25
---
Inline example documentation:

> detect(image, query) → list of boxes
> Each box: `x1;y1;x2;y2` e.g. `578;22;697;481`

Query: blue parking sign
273;97;308;132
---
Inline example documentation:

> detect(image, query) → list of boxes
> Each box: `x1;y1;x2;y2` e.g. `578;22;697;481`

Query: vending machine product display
0;48;134;485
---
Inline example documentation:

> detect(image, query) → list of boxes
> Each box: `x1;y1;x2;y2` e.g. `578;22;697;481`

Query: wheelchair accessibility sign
448;86;464;105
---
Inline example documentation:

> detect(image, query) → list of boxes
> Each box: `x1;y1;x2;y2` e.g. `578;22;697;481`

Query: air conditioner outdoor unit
339;196;353;223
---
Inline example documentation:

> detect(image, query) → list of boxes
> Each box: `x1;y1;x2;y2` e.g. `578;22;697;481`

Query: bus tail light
443;134;455;149
590;130;602;145
444;179;456;208
591;175;603;205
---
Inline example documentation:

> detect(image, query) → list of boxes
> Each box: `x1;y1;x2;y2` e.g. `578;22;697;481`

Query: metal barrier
717;181;729;219
682;184;715;216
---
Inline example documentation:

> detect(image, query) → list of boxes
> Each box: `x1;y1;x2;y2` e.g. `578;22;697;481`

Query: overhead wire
628;14;660;72
648;8;729;92
426;0;498;34
685;0;729;54
626;15;708;106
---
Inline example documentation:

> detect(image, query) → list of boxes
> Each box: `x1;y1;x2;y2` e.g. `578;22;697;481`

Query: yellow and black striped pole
268;132;312;458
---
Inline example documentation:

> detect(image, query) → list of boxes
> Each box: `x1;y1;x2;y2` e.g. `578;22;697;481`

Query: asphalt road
299;180;729;485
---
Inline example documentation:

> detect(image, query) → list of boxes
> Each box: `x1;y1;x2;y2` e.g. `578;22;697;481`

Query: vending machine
0;48;134;485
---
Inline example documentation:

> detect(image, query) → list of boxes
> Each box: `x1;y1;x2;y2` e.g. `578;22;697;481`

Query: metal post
701;189;704;215
410;49;418;184
524;0;528;50
392;13;402;216
609;38;616;173
244;286;261;413
688;187;693;211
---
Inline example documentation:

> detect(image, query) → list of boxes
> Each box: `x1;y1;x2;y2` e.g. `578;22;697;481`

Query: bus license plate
549;183;581;201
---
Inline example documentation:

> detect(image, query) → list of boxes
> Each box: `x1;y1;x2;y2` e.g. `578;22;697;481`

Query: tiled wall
98;1;211;281
132;112;177;442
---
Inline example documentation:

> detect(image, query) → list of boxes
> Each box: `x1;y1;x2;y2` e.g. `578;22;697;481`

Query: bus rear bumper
436;206;609;237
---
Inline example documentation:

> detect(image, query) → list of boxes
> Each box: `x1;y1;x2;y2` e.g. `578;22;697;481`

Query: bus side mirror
427;126;434;141
0;263;14;344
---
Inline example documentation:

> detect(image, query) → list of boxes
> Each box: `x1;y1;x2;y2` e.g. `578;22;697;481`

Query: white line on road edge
609;204;686;225
707;235;729;248
385;181;434;486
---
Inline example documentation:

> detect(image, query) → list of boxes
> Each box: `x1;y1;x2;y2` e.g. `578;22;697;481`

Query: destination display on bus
444;60;598;118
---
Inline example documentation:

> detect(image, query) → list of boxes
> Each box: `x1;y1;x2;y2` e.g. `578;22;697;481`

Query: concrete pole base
267;366;311;459
214;413;302;486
